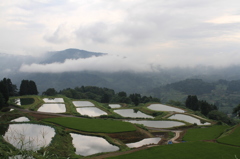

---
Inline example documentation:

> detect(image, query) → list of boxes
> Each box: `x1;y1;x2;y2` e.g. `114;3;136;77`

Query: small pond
126;137;161;148
38;104;66;113
70;133;119;156
109;104;121;108
168;114;211;125
43;98;64;103
3;124;55;150
148;104;185;113
114;109;154;118
72;101;95;107
11;117;29;122
125;120;185;128
76;107;107;117
15;98;35;105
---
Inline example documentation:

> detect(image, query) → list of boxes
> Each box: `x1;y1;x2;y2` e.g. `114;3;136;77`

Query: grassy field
108;141;240;159
43;117;136;133
217;124;240;146
183;125;229;141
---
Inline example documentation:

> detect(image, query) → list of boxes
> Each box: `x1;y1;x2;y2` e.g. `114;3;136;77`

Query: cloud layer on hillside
1;0;240;70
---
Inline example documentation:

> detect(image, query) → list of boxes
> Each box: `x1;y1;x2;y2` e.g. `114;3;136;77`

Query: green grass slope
43;117;136;133
108;142;240;159
183;125;229;141
217;124;240;146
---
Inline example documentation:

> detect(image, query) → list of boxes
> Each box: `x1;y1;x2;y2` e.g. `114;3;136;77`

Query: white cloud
19;55;152;73
1;0;240;68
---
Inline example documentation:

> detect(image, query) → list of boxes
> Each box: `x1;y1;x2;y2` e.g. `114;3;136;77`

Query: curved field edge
183;125;230;141
217;124;240;146
107;141;240;159
42;117;136;133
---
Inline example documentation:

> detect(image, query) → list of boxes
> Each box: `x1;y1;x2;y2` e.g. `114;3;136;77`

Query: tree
0;93;5;110
208;110;234;125
233;104;240;118
101;93;110;103
0;80;9;104
42;88;58;96
19;80;38;95
29;80;38;95
185;95;199;111
2;78;18;96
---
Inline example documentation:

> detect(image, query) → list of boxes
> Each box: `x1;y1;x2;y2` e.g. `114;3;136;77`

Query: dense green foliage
0;78;17;109
149;79;240;113
232;104;240;118
43;117;136;133
19;80;38;95
108;142;240;159
183;125;229;141
217;125;240;146
208;110;235;125
185;95;218;117
42;88;58;96
166;79;215;95
59;86;159;105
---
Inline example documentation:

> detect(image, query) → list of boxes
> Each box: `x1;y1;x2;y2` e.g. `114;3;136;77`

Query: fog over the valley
19;52;240;73
1;0;240;73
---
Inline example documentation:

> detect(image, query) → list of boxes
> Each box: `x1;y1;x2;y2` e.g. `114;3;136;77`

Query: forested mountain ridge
41;48;107;64
148;79;240;113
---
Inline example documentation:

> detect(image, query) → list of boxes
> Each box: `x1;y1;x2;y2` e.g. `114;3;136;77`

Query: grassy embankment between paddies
43;117;136;133
183;125;230;141
217;124;240;146
107;141;240;159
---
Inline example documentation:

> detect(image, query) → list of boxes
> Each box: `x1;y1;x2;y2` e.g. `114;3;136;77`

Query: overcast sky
1;0;240;72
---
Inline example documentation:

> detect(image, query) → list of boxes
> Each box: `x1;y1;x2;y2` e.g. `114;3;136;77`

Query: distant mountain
41;48;107;64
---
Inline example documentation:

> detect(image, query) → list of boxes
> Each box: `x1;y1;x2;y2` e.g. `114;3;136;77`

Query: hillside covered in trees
148;79;240;114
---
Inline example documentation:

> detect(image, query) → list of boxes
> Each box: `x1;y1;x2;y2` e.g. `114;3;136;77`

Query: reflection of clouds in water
38;104;66;113
126;137;161;148
70;133;119;156
76;107;107;117
11;117;29;122
73;101;95;107
109;104;121;108
114;109;154;118
125;120;185;128
43;98;64;103
148;104;185;113
169;114;211;125
3;124;55;150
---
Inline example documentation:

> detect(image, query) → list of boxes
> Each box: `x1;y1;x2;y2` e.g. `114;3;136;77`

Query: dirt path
169;131;182;143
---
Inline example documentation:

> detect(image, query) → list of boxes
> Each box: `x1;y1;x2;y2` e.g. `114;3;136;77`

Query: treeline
44;86;160;105
185;95;235;125
0;78;18;109
167;79;215;95
0;78;38;110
